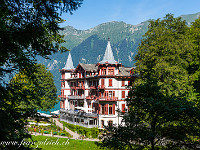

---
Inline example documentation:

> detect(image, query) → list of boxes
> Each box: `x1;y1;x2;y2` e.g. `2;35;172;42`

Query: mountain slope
37;12;200;97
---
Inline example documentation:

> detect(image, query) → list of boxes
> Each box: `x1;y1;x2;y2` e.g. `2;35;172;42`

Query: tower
59;52;75;109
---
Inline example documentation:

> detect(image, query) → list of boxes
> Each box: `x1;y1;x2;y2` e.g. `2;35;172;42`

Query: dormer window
108;69;114;75
102;68;106;75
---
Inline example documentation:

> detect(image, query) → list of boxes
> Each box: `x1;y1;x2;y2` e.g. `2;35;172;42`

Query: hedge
60;121;100;138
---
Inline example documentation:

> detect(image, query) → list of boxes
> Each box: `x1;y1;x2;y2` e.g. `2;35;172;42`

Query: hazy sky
60;0;200;30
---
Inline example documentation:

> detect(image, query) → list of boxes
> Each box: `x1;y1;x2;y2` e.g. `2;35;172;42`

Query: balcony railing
70;85;85;90
86;96;98;100
89;85;97;89
70;86;76;89
98;85;105;89
68;95;85;99
98;97;118;101
76;85;85;89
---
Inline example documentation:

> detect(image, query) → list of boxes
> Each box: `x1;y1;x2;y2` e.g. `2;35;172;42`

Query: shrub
60;121;100;138
44;131;49;134
60;133;65;136
53;132;57;135
86;131;92;138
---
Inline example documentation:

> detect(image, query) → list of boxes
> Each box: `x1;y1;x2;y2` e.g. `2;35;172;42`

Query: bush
60;133;65;136
86;131;92;138
60;121;100;138
53;132;57;135
44;131;49;134
91;128;99;138
28;128;33;132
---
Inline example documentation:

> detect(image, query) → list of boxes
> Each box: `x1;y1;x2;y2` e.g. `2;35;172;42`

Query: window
89;81;92;87
102;69;106;75
101;79;105;85
113;91;115;97
113;104;115;115
109;104;113;114
108;69;114;75
122;91;125;98
109;91;112;98
61;82;65;87
101;92;104;97
122;104;125;113
109;79;112;86
62;72;65;79
61;90;64;95
101;120;104;128
108;120;113;127
102;104;105;114
122;80;125;86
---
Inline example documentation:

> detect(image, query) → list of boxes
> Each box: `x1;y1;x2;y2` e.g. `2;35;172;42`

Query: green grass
29;135;103;150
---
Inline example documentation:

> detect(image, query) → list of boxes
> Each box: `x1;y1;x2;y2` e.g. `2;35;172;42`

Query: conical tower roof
99;38;117;64
63;52;75;70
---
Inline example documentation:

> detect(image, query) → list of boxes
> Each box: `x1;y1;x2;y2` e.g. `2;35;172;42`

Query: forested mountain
37;12;200;96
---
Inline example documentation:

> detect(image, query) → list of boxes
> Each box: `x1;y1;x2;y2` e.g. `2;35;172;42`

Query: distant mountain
37;12;200;96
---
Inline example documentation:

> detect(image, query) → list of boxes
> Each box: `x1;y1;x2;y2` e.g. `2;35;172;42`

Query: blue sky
60;0;200;30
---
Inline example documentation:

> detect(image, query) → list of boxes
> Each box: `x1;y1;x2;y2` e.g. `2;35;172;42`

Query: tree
9;64;58;111
0;0;83;149
189;18;200;96
99;81;200;150
98;14;200;150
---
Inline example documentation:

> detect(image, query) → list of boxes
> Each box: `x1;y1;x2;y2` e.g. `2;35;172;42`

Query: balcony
68;95;85;100
98;97;118;101
76;85;85;90
70;86;76;90
98;85;105;89
58;95;66;99
89;85;97;90
86;96;98;100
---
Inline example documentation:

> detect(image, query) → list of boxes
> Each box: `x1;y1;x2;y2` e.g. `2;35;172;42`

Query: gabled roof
99;39;117;64
75;63;98;72
117;67;133;76
63;52;75;70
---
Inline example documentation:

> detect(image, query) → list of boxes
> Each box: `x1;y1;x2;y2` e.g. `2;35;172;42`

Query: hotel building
59;39;135;129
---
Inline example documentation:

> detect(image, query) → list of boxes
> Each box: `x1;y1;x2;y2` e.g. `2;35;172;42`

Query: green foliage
0;0;82;149
135;14;196;98
9;64;58;111
99;14;200;150
44;131;49;134
61;121;100;138
60;133;65;136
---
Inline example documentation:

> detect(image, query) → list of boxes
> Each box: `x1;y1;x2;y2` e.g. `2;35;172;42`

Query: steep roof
117;67;132;76
99;39;117;64
63;52;75;70
78;63;98;72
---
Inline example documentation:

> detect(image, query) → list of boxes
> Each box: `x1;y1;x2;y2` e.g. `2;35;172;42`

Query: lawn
29;135;103;150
